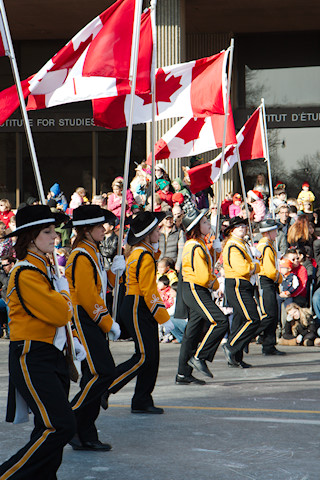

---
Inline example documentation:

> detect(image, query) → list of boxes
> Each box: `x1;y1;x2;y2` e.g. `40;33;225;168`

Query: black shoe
69;437;112;451
239;360;252;368
131;405;164;414
222;344;239;366
175;374;206;385
262;348;286;356
101;391;109;410
227;362;239;368
187;356;213;378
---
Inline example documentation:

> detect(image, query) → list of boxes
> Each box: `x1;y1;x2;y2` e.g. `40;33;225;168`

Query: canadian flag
146;104;236;164
93;50;230;128
188;105;266;194
0;0;153;124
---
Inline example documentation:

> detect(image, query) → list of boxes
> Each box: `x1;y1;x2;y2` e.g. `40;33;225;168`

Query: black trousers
225;278;261;358
71;306;116;442
0;341;75;480
255;276;278;351
178;282;229;376
109;295;160;410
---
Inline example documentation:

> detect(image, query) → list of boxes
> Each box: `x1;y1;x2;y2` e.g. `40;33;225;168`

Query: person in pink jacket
247;190;266;222
107;177;135;220
228;193;242;218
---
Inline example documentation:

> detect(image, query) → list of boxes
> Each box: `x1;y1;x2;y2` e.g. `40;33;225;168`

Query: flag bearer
256;219;286;356
0;205;83;479
175;207;229;385
101;211;171;414
222;216;261;368
65;205;124;451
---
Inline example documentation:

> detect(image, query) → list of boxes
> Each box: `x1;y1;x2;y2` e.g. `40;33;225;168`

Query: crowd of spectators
1;159;320;350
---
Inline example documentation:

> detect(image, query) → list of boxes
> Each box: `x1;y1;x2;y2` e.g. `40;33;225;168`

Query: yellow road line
109;404;320;415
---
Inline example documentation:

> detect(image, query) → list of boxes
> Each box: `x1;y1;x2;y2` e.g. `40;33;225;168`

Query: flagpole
215;39;234;241
261;98;275;219
113;0;143;319
0;0;45;203
150;0;157;208
0;0;76;358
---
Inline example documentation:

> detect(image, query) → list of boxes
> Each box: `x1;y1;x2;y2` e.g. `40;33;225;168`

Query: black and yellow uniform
0;251;75;480
66;239;116;444
223;235;261;360
108;241;169;410
256;237;283;353
177;238;229;376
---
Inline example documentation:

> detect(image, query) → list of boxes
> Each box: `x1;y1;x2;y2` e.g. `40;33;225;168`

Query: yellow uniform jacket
7;250;72;344
125;241;169;325
181;238;219;290
66;239;113;334
223;235;260;281
257;237;282;283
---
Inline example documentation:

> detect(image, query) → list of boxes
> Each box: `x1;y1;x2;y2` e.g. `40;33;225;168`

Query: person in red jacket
156;179;173;207
285;249;308;306
0;198;15;228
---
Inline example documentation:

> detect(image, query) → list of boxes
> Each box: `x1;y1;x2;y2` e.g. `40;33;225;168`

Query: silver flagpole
0;0;75;357
215;39;234;241
261;98;275;219
112;0;144;319
150;0;157;209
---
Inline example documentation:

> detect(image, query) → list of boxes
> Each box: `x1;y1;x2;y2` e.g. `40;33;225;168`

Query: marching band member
65;205;123;451
101;211;171;414
0;205;81;479
256;219;286;356
222;216;261;368
175;208;229;385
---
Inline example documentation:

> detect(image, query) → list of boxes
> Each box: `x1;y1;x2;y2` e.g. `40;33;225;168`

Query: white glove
151;242;159;253
162;319;174;334
296;334;303;344
110;255;126;275
53;275;70;293
73;337;87;361
108;320;121;341
250;246;262;258
212;239;222;253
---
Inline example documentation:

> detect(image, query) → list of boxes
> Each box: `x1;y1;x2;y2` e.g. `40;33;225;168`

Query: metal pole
261;98;275;219
215;39;234;240
150;0;157;209
112;0;144;319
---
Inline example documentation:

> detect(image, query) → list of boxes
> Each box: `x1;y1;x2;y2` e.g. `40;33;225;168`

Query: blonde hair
75;187;86;197
285;303;312;329
0;198;11;211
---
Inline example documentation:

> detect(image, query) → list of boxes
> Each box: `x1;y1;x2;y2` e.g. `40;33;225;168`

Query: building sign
0;110;143;132
236;107;320;129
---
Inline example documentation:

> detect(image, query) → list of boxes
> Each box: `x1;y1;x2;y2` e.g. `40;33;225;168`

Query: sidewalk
0;339;320;480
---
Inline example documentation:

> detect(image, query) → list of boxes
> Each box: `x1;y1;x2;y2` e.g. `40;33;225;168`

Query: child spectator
68;187;87;213
0;199;14;228
157;275;175;310
247;190;266;222
100;215;118;271
157;257;178;285
272;183;287;210
278;303;320;346
279;258;300;299
297;182;315;212
229;193;242;218
47;182;68;212
221;192;233;217
156;179;173;207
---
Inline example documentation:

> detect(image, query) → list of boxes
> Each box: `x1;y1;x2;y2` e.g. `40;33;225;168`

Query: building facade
1;0;320;206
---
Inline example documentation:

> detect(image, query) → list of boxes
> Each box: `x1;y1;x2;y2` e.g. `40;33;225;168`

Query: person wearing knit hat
0;205;80;478
255;219;286;356
247;189;266;222
297;181;315;212
48;182;68;212
172;192;184;205
229;193;242;218
100;211;171;414
65;205;124;451
156;179;173;207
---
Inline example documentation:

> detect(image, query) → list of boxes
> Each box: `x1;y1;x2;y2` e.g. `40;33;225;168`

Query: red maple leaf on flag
51;37;93;72
137;68;182;114
176;118;205;144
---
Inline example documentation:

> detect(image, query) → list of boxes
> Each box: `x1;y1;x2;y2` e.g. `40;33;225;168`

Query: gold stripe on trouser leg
72;309;99;410
229;279;253;347
189;283;217;358
109;295;146;389
2;341;55;480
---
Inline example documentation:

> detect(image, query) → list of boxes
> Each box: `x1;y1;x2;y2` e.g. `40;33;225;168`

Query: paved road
0;338;320;480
